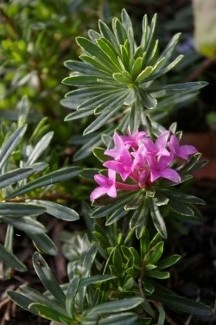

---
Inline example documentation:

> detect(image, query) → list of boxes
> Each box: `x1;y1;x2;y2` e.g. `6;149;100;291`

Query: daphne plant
7;8;213;325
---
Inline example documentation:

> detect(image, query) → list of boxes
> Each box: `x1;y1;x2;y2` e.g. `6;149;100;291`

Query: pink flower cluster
90;131;197;202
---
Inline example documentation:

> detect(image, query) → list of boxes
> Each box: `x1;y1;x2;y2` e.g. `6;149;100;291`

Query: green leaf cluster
8;251;143;325
0;112;79;279
62;9;206;139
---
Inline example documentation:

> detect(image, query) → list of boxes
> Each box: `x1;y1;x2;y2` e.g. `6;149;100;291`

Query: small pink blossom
90;130;198;202
168;135;197;160
104;133;127;160
149;155;181;183
120;131;146;149
90;169;117;202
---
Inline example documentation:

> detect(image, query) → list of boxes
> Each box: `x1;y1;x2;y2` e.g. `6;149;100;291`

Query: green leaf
29;117;49;143
80;55;114;76
157;254;181;269
0;244;27;272
2;225;14;278
0;203;46;217
147;270;170;279
8;286;66;315
146;14;157;53
73;133;102;161
139;91;157;110
82;245;98;277
29;232;57;256
83;94;125;134
76;37;115;72
7;291;37;315
131;57;144;80
98;20;119;51
150;203;167;239
80;274;117;287
98;312;137;325
152;287;213;315
62;75;103;86
105;207;128;225
141;14;149;49
65;107;95;120
150;81;208;92
30;200;79;221
129;247;142;269
135;66;153;83
156;303;165;325
160;189;205;205
93;147;106;163
2;216;46;234
27;131;54;164
0;167;34;189
86;297;144;318
151;54;184;80
149;241;164;265
0;124;27;170
64;60;96;74
112;18;127;47
169;200;195;216
157;32;181;67
97;38;120;70
65;275;79;317
91;193;136;219
7;167;80;199
29;303;71;323
32;252;66;307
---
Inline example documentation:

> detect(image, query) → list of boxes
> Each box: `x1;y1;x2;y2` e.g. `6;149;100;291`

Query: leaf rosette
62;9;207;136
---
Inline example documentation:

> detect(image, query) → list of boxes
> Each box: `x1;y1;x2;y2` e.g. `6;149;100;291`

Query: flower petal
160;168;181;183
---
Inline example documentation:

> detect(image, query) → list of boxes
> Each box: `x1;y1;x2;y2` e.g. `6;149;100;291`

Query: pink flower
90;169;117;202
149;155;181;183
90;130;198;201
168;135;197;160
120;131;146;149
104;147;133;181
105;133;127;160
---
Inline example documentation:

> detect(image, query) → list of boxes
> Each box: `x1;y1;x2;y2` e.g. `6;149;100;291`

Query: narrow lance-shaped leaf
28;232;57;256
97;312;138;325
7;166;80;199
27;131;54;165
2;216;46;234
29;303;71;324
30;200;79;221
0;124;27;170
32;252;66;307
2;225;14;279
65;276;80;317
0;203;46;217
152;287;213;315
149;241;164;265
8;286;67;316
0;168;34;189
86;297;144;318
150;201;167;239
0;244;27;272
